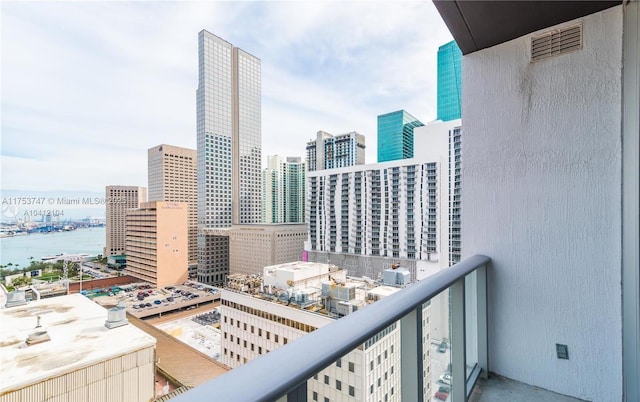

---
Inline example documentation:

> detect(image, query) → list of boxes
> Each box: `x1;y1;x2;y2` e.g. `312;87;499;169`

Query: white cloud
1;1;452;192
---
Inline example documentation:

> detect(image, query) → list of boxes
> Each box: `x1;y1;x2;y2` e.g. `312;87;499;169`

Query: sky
1;1;453;194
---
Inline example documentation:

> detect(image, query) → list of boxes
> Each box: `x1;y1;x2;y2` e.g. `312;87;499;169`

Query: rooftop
127;314;230;387
0;294;156;394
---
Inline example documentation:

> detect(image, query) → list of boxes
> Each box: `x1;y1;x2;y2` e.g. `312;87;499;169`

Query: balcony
172;255;491;402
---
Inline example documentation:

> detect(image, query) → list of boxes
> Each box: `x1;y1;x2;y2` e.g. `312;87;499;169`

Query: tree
68;262;79;278
11;274;32;288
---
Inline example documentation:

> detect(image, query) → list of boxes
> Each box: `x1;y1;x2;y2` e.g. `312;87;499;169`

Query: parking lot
92;281;221;319
430;340;451;401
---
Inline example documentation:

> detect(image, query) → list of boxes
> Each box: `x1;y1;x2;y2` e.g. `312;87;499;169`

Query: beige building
105;185;147;256
126;201;188;288
0;294;156;402
224;223;307;276
148;144;197;274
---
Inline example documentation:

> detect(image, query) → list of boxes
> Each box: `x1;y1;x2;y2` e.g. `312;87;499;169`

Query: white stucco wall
461;6;623;401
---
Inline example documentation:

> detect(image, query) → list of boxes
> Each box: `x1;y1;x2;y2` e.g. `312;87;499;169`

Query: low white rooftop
0;294;156;393
367;285;402;298
263;261;345;288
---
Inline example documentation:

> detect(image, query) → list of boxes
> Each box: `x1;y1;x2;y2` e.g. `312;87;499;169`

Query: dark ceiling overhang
433;1;623;55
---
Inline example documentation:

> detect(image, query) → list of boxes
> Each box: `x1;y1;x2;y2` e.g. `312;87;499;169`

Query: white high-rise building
196;30;262;285
306;131;366;172
304;120;461;343
220;262;430;402
262;155;306;223
305;159;444;280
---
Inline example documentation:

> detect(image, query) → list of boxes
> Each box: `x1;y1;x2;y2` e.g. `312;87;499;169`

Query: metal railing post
401;306;424;402
477;263;489;379
451;276;467;402
286;383;307;402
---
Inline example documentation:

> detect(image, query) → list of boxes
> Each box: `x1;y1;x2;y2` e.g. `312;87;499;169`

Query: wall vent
531;23;582;62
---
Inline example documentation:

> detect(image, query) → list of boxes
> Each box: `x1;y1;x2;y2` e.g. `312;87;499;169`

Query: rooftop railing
172;254;490;402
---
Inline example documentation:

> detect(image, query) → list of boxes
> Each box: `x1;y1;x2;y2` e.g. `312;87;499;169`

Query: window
348;362;355;372
324;375;329;385
313;392;318;401
336;358;341;367
313;374;318;380
336;380;341;390
349;386;355;397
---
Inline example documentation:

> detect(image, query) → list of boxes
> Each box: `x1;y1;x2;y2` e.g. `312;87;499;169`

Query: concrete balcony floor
470;375;586;402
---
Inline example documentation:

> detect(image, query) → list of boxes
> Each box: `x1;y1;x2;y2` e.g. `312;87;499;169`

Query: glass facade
377;110;424;163
196;30;261;285
437;41;462;122
262;156;306;223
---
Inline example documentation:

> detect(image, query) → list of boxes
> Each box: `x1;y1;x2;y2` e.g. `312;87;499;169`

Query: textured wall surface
461;6;623;401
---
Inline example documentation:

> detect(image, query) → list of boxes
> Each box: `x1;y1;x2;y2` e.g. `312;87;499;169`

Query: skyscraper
148;144;197;275
105;185;146;257
436;40;462;122
306;131;365;172
262;155;306;223
377;110;424;163
196;30;261;285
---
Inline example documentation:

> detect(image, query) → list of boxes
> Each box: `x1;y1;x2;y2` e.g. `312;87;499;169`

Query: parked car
154;300;162;305
435;390;449;401
439;385;451;393
438;341;448;353
439;373;452;385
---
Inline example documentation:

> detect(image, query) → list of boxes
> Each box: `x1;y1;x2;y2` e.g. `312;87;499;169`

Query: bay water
0;227;105;269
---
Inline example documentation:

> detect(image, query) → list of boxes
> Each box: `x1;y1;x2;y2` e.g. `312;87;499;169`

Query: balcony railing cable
172;254;490;402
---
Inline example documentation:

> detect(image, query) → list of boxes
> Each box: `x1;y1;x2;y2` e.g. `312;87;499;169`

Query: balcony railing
172;255;490;402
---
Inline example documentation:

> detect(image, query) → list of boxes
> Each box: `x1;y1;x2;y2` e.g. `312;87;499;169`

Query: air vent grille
531;23;582;62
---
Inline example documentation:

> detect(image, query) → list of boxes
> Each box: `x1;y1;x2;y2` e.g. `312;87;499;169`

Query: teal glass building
377;110;424;162
437;40;462;122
